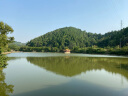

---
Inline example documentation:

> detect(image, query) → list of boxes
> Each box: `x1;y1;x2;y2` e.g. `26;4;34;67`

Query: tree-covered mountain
26;27;128;49
26;27;102;49
98;27;128;47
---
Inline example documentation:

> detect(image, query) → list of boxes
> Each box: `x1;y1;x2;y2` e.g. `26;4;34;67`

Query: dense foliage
24;27;128;55
27;27;128;49
0;21;14;54
98;27;128;47
19;46;128;55
27;27;102;49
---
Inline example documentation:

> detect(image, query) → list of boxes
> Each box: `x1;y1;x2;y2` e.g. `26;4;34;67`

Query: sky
0;0;128;43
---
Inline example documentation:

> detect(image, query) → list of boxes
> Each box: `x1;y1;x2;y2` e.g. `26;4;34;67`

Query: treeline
7;26;128;55
18;46;128;55
98;27;128;47
72;46;128;55
19;46;61;52
20;26;128;55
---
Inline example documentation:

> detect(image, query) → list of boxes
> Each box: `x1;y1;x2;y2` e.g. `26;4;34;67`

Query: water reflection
13;79;127;96
3;54;128;96
27;56;128;78
0;55;14;96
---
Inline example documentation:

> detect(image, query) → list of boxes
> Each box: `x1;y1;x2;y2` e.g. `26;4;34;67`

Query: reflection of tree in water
0;55;14;96
0;55;8;68
27;57;128;79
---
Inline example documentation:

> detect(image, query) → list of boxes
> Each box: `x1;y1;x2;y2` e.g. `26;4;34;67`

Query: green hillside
26;27;102;49
98;27;128;47
27;26;128;49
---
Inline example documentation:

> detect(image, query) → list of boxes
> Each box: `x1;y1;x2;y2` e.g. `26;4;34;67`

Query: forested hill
26;27;102;49
97;27;128;47
27;27;128;49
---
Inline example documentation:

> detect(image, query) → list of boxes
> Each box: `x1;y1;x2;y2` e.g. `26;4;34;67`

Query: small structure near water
64;49;70;54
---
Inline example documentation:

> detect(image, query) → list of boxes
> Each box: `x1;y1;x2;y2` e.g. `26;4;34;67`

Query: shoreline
2;51;128;57
2;51;21;55
1;51;128;57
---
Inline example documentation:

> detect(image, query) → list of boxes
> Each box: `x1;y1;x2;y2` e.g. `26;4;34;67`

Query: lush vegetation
27;27;128;48
0;21;14;54
1;24;126;55
22;27;128;55
27;27;102;48
98;27;128;47
18;46;128;55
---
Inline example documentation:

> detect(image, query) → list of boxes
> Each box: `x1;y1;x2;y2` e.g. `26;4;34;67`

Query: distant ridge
9;41;26;46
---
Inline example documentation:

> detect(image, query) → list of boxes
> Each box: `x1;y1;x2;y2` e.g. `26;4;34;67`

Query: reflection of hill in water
27;57;128;78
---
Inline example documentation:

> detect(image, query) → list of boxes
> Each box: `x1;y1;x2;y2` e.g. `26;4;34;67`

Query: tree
0;21;14;54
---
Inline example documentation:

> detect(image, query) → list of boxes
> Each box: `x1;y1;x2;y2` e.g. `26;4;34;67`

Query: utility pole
120;20;123;48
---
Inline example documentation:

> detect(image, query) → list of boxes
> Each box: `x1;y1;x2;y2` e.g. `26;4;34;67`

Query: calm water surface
1;52;128;96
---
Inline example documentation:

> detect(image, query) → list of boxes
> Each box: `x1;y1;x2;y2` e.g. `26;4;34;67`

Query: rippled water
1;52;128;96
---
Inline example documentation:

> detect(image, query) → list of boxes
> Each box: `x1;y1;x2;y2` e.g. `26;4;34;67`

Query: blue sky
0;0;128;43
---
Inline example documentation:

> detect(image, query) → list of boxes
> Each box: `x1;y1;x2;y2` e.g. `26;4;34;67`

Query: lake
1;52;128;96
